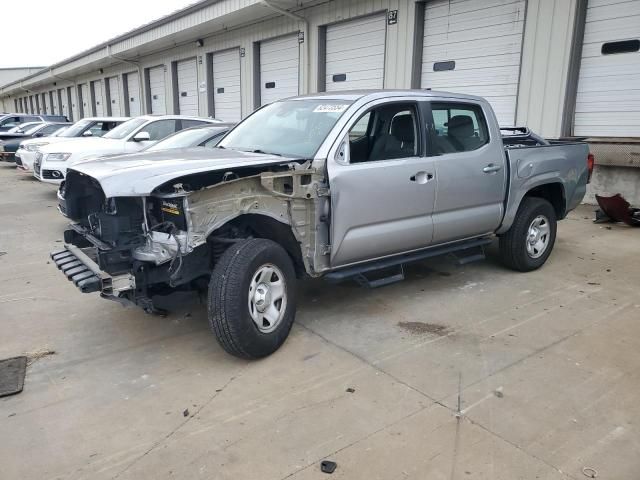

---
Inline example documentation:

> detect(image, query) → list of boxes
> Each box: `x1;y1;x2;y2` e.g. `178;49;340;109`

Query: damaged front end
53;161;324;313
55;170;216;312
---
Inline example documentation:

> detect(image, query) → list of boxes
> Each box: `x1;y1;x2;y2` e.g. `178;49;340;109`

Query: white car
34;115;222;184
16;117;129;173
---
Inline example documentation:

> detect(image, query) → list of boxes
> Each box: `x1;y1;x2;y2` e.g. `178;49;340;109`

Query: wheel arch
207;213;306;278
498;180;567;234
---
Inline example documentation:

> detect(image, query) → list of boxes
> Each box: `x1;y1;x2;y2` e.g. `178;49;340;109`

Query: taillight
587;153;595;184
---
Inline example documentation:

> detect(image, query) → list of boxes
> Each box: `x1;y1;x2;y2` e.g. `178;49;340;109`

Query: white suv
16;117;129;172
35;115;222;184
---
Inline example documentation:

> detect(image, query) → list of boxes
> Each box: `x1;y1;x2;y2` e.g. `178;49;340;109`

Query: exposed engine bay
57;162;327;312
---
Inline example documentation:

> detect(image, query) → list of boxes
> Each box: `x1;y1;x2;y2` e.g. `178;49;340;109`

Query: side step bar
325;237;493;287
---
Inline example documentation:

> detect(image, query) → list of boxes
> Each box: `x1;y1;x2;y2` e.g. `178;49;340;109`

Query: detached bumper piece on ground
594;194;640;227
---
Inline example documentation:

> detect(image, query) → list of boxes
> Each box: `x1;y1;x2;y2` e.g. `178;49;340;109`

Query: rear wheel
208;238;297;359
499;197;557;272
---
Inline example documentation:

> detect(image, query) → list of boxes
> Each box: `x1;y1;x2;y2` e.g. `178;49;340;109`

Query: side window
202;133;225;148
141;120;178;141
429;102;489;154
40;125;63;135
22;116;39;123
87;122;108;137
349;112;371;141
347;103;420;163
180;119;207;129
0;116;21;127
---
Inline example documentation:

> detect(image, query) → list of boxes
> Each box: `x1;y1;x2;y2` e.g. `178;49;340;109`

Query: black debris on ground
0;356;27;398
320;460;337;474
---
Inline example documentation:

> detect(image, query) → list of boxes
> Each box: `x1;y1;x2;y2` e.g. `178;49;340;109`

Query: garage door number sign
387;10;398;25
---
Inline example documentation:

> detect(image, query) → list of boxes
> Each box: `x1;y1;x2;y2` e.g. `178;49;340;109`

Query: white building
1;0;638;201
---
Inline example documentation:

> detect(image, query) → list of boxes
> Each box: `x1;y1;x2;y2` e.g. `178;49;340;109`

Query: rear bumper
50;244;135;295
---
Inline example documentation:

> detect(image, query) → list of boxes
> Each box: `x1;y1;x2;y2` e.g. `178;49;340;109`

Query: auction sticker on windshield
313;104;349;113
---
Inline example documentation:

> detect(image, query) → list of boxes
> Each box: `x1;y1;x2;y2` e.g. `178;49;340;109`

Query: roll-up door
148;66;167;114
41;93;47;113
35;95;41;114
92;80;104;116
211;49;241;122
107;77;122;116
51;91;59;115
574;0;640;137
325;14;386;91
126;72;141;117
420;0;525;127
79;84;89;118
176;58;199;116
59;88;69;119
260;34;299;105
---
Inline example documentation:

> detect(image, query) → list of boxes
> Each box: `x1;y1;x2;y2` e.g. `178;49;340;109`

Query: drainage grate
0;356;27;398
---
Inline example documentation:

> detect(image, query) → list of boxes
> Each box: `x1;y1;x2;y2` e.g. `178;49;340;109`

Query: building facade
1;0;638;201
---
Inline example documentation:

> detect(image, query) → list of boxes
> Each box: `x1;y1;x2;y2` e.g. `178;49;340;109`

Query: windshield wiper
249;149;283;157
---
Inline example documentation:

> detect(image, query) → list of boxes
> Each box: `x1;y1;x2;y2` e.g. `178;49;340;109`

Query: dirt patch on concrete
397;321;450;336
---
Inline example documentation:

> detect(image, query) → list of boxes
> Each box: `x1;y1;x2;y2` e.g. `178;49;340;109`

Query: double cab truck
53;90;591;359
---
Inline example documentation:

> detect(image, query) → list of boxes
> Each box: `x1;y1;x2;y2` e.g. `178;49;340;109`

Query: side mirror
82;130;93;137
133;131;150;142
34;132;43;137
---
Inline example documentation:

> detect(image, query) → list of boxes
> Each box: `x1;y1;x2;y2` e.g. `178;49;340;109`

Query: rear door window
429;102;489;154
142;119;179;141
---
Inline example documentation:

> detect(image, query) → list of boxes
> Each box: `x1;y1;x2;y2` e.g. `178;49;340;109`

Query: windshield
51;127;69;137
218;99;353;158
145;127;227;152
103;117;147;140
59;119;93;137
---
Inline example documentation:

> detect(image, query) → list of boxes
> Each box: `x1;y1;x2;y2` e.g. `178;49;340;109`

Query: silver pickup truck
53;90;592;359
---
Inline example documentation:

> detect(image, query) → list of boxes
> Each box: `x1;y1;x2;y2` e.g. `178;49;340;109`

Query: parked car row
0;114;233;185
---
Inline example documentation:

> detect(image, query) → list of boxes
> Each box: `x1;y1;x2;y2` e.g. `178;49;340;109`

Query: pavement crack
297;322;439;404
112;366;247;479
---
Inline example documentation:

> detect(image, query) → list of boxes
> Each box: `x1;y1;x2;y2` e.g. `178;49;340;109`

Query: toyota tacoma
52;90;592;359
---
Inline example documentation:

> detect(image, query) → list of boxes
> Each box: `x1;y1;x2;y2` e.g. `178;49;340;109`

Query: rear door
428;101;507;243
328;100;436;267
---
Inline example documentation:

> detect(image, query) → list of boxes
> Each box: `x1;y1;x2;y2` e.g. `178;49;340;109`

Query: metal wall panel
260;34;300;105
420;0;526;127
107;76;122;116
211;48;242;122
176;58;199;115
92;80;104;116
573;0;640;136
324;13;387;91
126;71;141;116
148;65;167;114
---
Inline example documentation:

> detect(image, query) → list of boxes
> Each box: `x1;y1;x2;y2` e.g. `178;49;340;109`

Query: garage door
325;14;386;91
176;58;199;116
126;72;141;117
260;34;299;105
79;84;89;118
420;0;525;127
211;49;241;122
148;66;167;114
51;90;59;115
574;0;640;137
107;77;122;116
59;89;69;119
92;80;104;116
41;93;47;113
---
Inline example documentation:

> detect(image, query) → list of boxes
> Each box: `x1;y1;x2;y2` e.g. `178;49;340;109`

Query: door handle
410;172;434;184
483;164;502;173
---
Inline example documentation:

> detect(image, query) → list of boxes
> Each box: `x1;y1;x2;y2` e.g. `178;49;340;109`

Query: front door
328;101;436;267
428;101;507;243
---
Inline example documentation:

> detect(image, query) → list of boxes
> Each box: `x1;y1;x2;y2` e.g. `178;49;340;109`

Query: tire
499;197;557;272
208;238;297;359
